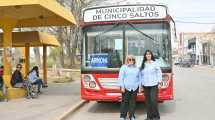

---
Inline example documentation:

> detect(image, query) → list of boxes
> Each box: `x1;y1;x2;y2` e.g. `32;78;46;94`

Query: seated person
11;64;35;99
0;65;3;89
0;78;3;90
28;66;46;94
0;66;7;101
11;64;25;88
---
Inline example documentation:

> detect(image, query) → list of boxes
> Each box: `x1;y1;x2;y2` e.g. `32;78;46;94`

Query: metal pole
43;45;47;85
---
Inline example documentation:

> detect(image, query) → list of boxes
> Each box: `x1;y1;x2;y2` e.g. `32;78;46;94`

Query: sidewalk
193;65;215;71
0;80;81;120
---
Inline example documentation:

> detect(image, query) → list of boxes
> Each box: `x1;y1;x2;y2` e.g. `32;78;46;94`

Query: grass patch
48;70;80;83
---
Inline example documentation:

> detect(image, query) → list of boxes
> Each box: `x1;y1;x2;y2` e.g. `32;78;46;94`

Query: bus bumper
81;92;173;102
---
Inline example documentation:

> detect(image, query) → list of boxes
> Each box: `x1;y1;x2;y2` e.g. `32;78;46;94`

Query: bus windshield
83;23;171;69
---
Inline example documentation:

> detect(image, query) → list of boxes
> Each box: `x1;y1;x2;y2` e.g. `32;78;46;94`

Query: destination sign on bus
84;5;167;22
90;53;108;67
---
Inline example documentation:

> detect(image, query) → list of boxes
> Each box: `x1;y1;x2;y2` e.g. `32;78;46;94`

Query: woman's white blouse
139;61;162;87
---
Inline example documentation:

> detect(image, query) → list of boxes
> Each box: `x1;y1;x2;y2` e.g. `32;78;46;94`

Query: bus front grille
98;78;119;89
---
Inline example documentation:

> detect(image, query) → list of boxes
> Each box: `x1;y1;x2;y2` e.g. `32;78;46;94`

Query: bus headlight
83;75;91;88
89;81;96;88
84;75;91;83
159;74;170;89
162;74;169;82
82;74;100;90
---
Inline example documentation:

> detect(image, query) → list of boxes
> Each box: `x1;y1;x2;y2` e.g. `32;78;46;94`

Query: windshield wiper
127;22;155;41
95;22;120;38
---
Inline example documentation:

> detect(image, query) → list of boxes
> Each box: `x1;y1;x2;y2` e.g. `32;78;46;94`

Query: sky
167;0;215;33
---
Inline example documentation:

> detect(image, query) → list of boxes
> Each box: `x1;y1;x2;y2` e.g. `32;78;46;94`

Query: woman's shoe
130;117;136;120
153;118;160;120
120;118;126;120
26;95;32;99
144;118;152;120
42;85;48;88
37;91;43;94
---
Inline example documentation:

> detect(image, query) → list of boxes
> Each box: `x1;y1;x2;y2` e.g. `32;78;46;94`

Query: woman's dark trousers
144;85;160;119
32;79;44;92
120;89;137;119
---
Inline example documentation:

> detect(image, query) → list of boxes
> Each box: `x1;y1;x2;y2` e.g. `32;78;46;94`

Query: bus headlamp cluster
89;81;96;88
162;74;169;82
159;74;170;89
82;74;100;90
83;75;91;83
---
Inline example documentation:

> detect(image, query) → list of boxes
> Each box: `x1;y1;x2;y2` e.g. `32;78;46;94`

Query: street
67;66;215;120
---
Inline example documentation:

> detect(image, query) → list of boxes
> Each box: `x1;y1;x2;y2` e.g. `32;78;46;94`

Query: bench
7;87;26;99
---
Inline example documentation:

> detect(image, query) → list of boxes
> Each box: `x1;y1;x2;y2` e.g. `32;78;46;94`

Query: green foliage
48;47;60;61
46;47;61;68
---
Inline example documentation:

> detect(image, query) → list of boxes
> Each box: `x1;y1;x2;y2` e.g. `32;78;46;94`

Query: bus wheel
97;101;106;103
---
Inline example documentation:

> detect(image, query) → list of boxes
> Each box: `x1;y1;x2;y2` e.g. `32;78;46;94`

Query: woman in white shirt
139;50;162;120
28;66;45;93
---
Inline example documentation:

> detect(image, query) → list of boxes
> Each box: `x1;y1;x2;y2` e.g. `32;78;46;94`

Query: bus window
84;24;123;68
125;23;171;68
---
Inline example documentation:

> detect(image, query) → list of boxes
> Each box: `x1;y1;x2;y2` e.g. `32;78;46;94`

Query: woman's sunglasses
128;58;135;61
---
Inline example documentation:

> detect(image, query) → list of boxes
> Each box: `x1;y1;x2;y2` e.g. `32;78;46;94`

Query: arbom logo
91;57;108;64
90;54;108;67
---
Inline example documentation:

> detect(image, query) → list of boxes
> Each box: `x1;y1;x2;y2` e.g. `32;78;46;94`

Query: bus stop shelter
0;31;60;85
0;31;60;99
0;0;76;94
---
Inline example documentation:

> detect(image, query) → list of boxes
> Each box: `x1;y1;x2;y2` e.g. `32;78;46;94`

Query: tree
52;0;94;68
44;0;97;68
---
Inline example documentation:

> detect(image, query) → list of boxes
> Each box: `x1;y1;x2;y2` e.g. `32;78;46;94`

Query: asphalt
67;66;215;120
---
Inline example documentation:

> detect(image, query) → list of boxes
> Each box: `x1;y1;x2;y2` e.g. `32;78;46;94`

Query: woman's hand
121;88;125;93
139;87;143;93
158;82;162;88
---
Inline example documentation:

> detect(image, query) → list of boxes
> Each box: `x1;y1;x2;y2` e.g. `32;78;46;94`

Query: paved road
68;66;215;120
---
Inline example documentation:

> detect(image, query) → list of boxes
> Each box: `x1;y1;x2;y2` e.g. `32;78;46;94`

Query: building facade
179;32;215;66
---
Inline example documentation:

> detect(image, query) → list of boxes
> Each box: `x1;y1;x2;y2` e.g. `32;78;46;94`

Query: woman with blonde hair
118;55;140;120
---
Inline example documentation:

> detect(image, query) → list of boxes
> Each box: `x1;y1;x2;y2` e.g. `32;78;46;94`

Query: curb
57;100;89;120
194;65;215;71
